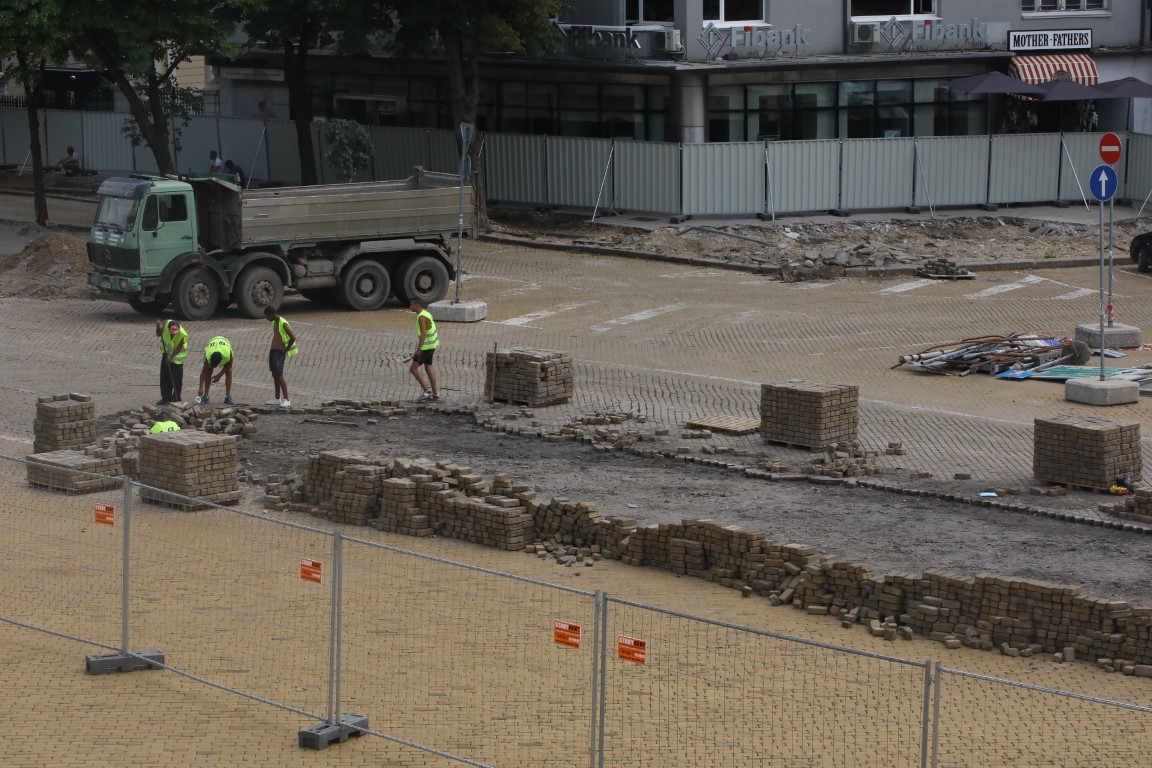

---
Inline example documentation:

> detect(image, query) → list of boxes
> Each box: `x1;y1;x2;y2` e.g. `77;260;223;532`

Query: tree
75;0;249;174
387;0;567;225
0;0;69;226
324;119;373;182
243;0;392;186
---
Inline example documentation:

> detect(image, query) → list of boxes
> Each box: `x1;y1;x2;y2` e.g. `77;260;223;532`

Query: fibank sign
857;17;987;47
698;23;810;58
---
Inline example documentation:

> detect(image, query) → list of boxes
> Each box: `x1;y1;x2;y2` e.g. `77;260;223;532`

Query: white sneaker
265;398;281;406
417;389;433;402
280;399;292;408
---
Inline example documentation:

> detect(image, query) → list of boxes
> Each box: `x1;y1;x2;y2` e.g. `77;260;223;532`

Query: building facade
214;1;1152;141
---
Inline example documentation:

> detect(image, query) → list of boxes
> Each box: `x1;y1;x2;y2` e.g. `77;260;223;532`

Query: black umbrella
949;71;1046;96
1038;79;1109;101
1096;77;1152;98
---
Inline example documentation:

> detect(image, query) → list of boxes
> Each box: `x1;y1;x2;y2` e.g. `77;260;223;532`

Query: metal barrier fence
2;452;1150;766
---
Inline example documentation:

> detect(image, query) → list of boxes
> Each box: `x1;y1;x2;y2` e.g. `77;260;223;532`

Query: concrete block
1075;322;1142;350
1064;378;1140;406
429;299;488;323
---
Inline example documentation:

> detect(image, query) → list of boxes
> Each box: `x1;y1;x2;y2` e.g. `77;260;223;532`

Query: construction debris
893;334;1090;377
915;257;974;280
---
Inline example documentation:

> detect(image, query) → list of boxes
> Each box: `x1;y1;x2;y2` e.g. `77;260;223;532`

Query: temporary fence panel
547;135;614;210
0;456;125;650
933;667;1152;768
126;483;336;720
614;139;680;216
427;127;460;175
340;537;598;767
173;115;222;177
0;108;32;167
132;142;161;175
484;132;548;208
1059;132;1123;205
1126;131;1152;207
600;597;930;768
988;133;1061;205
82;111;135;174
217;117;269;187
373;127;436;182
914;136;989;209
768;139;840;214
263;119;303;186
681;142;763;217
42;110;84;170
840;137;916;211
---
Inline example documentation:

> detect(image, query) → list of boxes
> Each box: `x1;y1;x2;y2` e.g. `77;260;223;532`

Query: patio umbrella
1096;77;1152;98
1039;79;1109;101
948;71;1046;96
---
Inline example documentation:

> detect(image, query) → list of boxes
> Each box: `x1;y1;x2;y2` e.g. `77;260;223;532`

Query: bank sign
1009;29;1092;51
865;17;987;48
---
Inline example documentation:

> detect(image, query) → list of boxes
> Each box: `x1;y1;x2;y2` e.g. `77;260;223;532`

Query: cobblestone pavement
3;226;1152;766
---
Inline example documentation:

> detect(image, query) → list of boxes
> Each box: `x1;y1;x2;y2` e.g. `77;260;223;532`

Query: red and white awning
1010;53;1099;86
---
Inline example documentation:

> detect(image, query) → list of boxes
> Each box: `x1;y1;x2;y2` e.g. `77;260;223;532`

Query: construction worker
155;319;188;404
264;305;297;408
149;420;181;434
409;297;439;402
196;335;236;405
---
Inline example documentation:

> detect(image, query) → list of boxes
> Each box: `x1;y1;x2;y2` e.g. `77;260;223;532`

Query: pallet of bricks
138;431;241;511
761;380;858;449
486;348;573;406
26;392;120;494
33;393;97;453
1034;414;1141;491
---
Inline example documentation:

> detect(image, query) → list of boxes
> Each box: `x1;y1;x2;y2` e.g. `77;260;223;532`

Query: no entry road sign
1099;133;1122;165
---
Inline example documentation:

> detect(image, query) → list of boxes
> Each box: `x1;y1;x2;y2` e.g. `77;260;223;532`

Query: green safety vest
275;317;298;357
417;309;439;350
204;336;233;367
161;325;188;365
150;420;180;434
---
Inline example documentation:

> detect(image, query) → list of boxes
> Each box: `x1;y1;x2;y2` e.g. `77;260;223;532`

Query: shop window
704;0;764;22
1022;1;1106;10
851;0;936;16
626;0;673;23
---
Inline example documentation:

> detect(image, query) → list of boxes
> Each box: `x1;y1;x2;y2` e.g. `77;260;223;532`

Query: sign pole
1099;199;1106;381
1107;196;1115;327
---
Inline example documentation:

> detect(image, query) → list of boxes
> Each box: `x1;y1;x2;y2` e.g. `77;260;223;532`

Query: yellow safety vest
204;336;233;367
417;309;439;350
161;325;188;365
276;317;298;357
150;420;180;434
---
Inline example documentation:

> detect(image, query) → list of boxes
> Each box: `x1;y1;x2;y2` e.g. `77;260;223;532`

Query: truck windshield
94;196;140;231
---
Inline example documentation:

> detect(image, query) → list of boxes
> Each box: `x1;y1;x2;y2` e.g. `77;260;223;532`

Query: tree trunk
17;53;48;227
442;30;487;229
284;39;318;185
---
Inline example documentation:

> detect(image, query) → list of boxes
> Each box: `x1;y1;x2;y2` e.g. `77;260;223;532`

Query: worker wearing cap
196;335;236;405
149;420;181;434
155;318;188;404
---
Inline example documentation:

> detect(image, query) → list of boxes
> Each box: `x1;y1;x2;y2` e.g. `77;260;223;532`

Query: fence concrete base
85;649;165;674
298;715;369;750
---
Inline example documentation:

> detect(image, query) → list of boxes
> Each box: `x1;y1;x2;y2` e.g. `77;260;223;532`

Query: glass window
626;0;673;23
158;194;187;223
1022;0;1106;10
705;0;764;21
141;197;158;232
603;84;644;111
851;1;935;15
709;85;744;110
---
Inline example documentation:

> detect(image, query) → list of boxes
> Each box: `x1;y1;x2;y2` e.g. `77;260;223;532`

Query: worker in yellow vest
409;297;439;402
154;319;188;404
264;305;298;408
196;335;236;405
149;420;181;434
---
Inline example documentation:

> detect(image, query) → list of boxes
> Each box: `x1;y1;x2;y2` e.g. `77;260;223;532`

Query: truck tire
340;260;391;311
128;295;168;316
395;255;450;305
235;266;284;318
173;267;219;321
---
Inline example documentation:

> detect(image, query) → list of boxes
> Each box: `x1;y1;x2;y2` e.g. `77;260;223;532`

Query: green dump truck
86;169;471;320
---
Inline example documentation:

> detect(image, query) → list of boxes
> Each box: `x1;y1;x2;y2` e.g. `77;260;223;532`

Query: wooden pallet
762;438;823;451
685;415;761;436
914;269;976;280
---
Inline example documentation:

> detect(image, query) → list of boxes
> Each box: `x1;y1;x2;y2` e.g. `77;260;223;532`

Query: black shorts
413;348;436;365
269;348;286;377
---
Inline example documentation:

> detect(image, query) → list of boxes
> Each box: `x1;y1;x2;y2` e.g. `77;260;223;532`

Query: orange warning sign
553;620;581;648
94;502;116;526
300;557;323;583
617;635;647;664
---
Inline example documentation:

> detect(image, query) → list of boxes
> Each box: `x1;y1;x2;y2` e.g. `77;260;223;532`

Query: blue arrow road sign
1090;164;1118;202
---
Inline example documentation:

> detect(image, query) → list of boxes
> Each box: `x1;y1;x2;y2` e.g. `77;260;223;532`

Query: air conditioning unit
851;23;878;44
663;28;683;52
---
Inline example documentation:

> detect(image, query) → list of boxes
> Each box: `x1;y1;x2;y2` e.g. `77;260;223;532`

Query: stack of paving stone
485;348;574;406
33;393;97;453
668;538;707;577
427;491;535;550
529;497;608;547
1110;489;1152;525
374;477;434;536
138;431;240;510
1034;414;1141;490
26;449;123;494
116;401;259;439
325;464;387;525
920;257;968;277
760;380;858;449
305;449;378;506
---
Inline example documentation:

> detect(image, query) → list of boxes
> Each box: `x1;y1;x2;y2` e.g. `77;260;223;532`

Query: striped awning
1009;53;1098;86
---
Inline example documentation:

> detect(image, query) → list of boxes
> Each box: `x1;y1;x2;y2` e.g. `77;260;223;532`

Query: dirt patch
0;229;94;300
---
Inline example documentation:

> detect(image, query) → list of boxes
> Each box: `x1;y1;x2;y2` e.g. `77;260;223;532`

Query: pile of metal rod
893;333;1067;376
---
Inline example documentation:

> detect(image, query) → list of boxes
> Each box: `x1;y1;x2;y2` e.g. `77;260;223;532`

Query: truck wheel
128;295;167;316
173;267;219;321
395;255;450;305
235;266;284;318
340;260;391;311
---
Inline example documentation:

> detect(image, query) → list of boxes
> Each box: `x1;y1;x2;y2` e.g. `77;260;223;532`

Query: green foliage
325;119;374;182
389;0;568;59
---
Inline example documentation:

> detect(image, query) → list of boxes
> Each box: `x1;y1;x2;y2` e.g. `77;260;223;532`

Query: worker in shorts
196;336;236;405
265;305;297;407
409;298;439;401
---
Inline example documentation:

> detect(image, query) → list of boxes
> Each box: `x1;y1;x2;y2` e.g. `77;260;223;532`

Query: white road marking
1053;288;1096;301
660;268;728;279
591;304;688;332
499;303;591;327
785;282;837;290
965;275;1042;299
879;279;937;294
